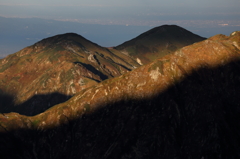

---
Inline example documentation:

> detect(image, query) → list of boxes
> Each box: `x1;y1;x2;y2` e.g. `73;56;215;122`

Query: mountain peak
0;32;140;115
144;24;186;32
127;24;202;39
115;25;206;65
32;32;95;50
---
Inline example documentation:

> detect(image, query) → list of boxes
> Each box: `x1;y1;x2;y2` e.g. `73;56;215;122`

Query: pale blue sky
1;0;240;22
0;0;239;7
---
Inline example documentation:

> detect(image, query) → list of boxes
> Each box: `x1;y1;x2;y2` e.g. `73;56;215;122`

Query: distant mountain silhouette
115;25;206;65
0;31;240;158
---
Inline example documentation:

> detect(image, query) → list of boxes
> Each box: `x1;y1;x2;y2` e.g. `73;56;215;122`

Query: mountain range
0;25;240;158
0;25;203;116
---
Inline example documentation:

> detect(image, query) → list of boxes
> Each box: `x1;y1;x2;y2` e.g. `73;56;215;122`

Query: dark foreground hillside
0;31;240;158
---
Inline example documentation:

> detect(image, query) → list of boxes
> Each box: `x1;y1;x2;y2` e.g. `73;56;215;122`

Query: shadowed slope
115;25;206;65
0;93;72;116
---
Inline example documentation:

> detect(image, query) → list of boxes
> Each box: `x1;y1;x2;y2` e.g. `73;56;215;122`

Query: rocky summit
115;25;206;65
0;30;240;158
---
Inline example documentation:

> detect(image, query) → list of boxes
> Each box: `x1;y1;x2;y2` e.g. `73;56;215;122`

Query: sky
1;0;240;25
0;0;240;57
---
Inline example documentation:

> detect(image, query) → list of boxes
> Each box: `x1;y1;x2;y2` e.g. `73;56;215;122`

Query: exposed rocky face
0;31;240;158
115;25;206;65
0;33;140;115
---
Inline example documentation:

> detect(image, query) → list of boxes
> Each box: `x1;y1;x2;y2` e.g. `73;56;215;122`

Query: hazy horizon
0;0;239;57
